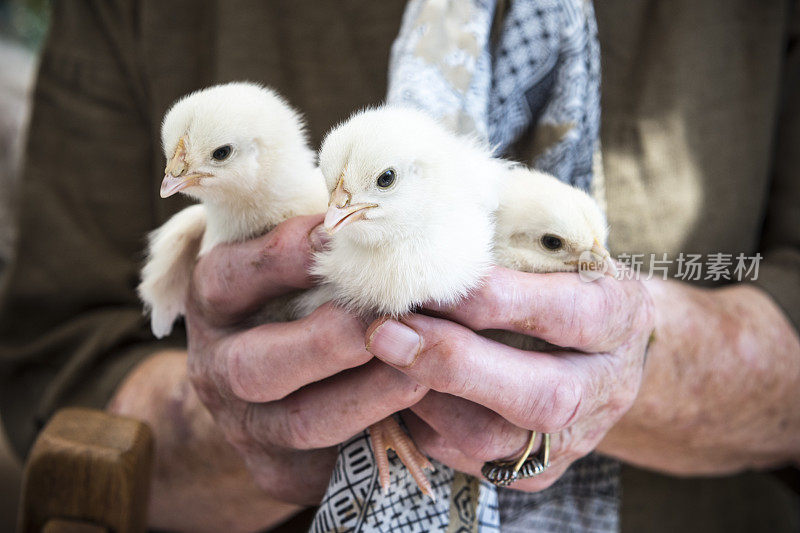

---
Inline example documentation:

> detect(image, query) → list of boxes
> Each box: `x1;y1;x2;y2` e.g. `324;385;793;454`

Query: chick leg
368;416;435;500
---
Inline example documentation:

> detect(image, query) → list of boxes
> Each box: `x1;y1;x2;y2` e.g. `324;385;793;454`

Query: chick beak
159;137;209;198
590;238;619;278
323;175;378;234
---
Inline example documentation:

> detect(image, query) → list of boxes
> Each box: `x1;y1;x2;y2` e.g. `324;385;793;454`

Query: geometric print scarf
311;1;619;531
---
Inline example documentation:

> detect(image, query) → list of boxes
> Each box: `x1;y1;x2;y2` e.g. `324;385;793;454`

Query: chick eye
211;145;232;161
376;169;396;188
541;234;563;251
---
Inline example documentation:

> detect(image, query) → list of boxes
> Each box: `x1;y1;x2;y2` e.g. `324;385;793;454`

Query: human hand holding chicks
369;267;654;493
182;214;430;504
142;86;654;502
188;202;653;501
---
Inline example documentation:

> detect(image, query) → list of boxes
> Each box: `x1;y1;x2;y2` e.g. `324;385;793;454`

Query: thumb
191;214;324;322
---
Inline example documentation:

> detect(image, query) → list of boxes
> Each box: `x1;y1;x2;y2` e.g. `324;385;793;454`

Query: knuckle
264;223;293;254
520;378;583;433
223;336;280;403
555;425;580;456
548;379;583;431
395;378;428;406
252;224;296;277
280;407;318;450
594;279;656;349
481;273;512;316
327;344;363;369
458;418;514;461
224;337;256;401
194;268;235;315
224;338;283;403
424;335;469;395
314;312;371;368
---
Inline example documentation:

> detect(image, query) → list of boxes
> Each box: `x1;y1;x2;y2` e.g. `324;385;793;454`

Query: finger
190;214;324;324
366;313;620;433
410;391;530;462
424;266;652;352
245;360;429;450
210;303;373;403
404;412;575;493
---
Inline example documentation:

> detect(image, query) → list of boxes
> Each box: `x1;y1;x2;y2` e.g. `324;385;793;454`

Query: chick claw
369;416;435;500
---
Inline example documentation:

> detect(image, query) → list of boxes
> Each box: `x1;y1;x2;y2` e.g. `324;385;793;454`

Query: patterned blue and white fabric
311;1;617;532
310;421;501;533
488;0;601;191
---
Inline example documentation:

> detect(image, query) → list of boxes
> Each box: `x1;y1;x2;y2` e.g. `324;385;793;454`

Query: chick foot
369;416;435;500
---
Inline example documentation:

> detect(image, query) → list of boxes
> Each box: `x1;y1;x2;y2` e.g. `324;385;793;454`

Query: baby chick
139;82;327;338
298;106;510;498
494;166;615;277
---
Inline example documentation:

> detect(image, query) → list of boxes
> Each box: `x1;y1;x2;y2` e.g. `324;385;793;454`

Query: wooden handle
17;408;153;533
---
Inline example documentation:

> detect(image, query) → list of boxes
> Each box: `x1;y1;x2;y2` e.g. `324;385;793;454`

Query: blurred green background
0;0;51;50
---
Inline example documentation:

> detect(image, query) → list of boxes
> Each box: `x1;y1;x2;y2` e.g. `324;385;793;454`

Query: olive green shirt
0;0;798;530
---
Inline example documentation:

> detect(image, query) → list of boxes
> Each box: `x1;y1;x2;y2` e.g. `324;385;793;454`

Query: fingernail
366;319;421;367
308;224;331;252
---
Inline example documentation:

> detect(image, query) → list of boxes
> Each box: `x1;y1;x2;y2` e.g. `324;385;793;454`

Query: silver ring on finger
481;431;551;487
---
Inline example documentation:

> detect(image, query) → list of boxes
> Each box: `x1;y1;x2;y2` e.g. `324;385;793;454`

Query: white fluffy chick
298;106;507;317
495;166;614;275
487;165;616;352
299;106;510;498
139;82;327;338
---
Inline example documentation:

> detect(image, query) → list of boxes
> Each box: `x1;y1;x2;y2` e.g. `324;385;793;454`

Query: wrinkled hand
185;214;428;504
365;267;654;491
